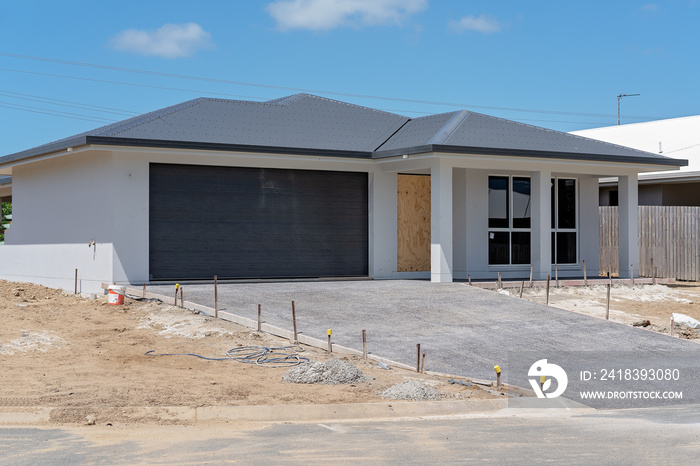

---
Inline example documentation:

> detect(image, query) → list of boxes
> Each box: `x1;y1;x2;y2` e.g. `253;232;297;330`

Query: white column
618;174;638;278
464;170;487;278
531;170;552;280
452;168;467;279
578;176;600;277
431;159;453;282
368;171;397;279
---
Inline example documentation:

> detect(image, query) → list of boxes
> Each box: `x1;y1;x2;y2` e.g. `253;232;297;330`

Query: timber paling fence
600;206;700;281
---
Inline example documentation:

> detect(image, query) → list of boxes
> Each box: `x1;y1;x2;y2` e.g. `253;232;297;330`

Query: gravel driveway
146;280;700;408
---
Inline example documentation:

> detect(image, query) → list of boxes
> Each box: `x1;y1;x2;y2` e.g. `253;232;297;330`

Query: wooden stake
174;285;179;306
631;264;634;285
468;274;472;285
214;275;218;318
142;283;146;298
529;264;533;287
519;280;525;299
362;329;367;359
327;329;332;353
421;353;426;373
257;304;262;332
583;259;587;286
180;288;184;308
605;283;611;320
670;316;674;336
497;272;502;289
74;268;78;295
555;264;559;287
416;343;421;373
546;275;550;305
292;301;298;343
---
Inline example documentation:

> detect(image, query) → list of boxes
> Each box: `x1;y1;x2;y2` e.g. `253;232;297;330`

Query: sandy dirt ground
0;280;495;425
500;282;700;340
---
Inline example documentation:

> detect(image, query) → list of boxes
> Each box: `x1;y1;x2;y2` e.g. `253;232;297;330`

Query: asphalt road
2;404;699;464
146;280;700;409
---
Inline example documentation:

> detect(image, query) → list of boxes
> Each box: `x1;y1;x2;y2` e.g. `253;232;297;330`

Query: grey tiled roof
0;93;687;167
374;110;678;164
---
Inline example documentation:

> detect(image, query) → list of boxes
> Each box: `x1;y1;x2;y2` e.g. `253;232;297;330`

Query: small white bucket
108;285;126;305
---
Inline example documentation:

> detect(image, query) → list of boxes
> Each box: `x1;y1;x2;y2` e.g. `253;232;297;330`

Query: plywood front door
397;174;431;272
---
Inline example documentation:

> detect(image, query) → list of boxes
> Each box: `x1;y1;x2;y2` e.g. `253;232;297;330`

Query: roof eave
84;136;374;159
373;144;689;167
0;136;89;169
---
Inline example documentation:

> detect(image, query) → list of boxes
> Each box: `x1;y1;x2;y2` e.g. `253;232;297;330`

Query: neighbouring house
571;115;700;206
0;94;686;293
0;176;11;244
0;176;10;203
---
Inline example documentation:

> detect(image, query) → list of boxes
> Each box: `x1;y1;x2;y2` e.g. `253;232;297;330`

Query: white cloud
449;14;502;34
266;0;428;31
108;23;213;58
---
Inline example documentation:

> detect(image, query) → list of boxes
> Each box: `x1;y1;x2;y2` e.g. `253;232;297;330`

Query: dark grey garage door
149;163;368;280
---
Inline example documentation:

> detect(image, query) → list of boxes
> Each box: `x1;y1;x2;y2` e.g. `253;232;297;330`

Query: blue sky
1;0;698;156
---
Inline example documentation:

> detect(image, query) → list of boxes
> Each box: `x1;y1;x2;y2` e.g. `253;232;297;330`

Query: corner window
551;178;577;264
488;176;531;265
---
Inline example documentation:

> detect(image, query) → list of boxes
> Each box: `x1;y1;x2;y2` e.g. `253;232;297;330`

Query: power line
0;90;139;117
376;106;613;126
0;103;117;123
0;67;268;100
0;100;116;122
0;51;664;121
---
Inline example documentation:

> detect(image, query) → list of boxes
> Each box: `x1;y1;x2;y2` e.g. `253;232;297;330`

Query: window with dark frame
551;178;577;265
488;176;531;265
488;175;577;267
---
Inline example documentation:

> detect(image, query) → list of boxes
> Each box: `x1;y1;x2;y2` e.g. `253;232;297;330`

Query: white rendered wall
430;159;453;282
0;150;115;293
368;171;397;279
463;169;488;278
110;152;150;284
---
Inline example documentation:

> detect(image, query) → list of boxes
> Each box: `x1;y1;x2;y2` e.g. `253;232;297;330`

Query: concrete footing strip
0;400;512;425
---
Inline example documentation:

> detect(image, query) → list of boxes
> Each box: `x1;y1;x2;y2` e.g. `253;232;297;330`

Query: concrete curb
0;400;514;426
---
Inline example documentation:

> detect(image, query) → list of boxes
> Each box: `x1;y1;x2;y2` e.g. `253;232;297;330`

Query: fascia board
374;143;688;167
83;136;374;159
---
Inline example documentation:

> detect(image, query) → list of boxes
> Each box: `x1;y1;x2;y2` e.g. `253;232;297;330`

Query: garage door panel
149;164;368;280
